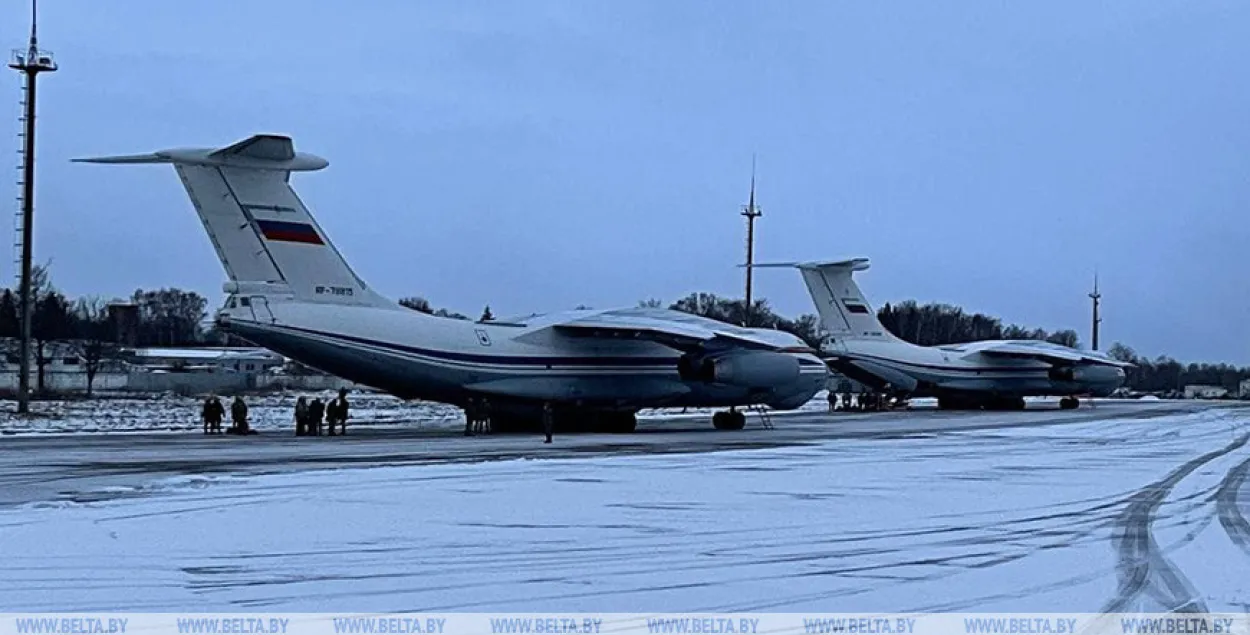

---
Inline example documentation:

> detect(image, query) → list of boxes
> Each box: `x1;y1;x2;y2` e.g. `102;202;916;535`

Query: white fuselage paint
827;337;1126;398
752;259;1129;400
76;134;830;416
217;298;829;410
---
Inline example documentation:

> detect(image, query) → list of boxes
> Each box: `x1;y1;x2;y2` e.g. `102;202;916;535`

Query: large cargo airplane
76;134;828;432
751;258;1130;410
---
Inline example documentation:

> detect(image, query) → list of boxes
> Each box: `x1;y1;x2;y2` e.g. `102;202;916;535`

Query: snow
1;406;1248;612
0;391;839;436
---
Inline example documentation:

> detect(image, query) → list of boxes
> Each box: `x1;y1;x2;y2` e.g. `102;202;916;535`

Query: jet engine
677;351;801;388
1048;365;1119;383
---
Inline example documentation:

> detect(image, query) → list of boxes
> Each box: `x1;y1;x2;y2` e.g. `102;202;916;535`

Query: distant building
1240;379;1250;400
0;340;84;370
122;347;284;373
1184;384;1228;400
107;302;140;347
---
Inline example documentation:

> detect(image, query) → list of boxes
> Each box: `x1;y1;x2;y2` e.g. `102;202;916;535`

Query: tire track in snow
1102;432;1249;614
1216;456;1250;557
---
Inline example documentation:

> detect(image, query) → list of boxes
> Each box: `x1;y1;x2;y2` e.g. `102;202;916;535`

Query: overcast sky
3;1;1247;364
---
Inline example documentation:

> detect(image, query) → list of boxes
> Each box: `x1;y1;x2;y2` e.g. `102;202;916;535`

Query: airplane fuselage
827;338;1126;399
217;298;829;414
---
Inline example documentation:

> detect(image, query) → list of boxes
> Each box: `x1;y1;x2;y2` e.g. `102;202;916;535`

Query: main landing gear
712;408;746;430
1059;396;1080;410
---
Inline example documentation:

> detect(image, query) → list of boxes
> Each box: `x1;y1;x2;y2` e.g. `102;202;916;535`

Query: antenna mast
741;156;762;327
1088;272;1102;351
9;0;57;414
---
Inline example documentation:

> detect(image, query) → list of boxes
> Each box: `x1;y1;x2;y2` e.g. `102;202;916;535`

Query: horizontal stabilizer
72;153;167;165
210;135;297;162
75;133;392;308
73;134;328;172
748;256;897;342
745;258;871;272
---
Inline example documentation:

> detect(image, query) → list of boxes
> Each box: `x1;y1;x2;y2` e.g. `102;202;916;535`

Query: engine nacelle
678;351;801;388
1049;365;1119;384
1048;366;1075;382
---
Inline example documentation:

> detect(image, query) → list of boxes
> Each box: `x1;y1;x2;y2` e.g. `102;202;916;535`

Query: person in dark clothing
328;389;350;435
229;396;249;434
294;396;309;436
325;397;338;433
827;391;837;412
541;402;554;444
210;396;225;433
464;397;477;436
202;397;215;434
309;398;325;436
476;398;492;435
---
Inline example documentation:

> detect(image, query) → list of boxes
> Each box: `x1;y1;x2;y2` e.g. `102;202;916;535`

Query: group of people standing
462;397;554;443
201;395;254;435
826;390;904;412
294;389;351;436
199;390;352;436
463;396;493;436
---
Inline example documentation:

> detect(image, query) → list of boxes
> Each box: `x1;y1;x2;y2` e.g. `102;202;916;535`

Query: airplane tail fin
749;258;900;342
75;134;394;308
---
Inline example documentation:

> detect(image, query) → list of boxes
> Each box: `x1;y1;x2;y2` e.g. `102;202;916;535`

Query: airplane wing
547;309;795;353
976;342;1134;367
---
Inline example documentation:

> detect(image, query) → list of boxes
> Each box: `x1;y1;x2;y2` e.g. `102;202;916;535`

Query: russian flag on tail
256;219;324;245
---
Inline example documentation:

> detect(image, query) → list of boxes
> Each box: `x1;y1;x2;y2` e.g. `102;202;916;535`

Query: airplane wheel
712;411;745;430
599;412;637;433
938;397;978;410
1059;397;1080;410
489;415;534;434
986;397;1026;411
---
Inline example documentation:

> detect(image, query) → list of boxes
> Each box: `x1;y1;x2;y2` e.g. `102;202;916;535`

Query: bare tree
30;264;74;394
70;297;120;397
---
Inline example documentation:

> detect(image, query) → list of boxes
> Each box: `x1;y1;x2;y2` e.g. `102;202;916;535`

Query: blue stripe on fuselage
833;351;1053;374
230;320;826;368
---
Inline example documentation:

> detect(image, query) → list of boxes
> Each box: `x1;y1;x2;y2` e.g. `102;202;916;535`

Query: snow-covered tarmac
1;399;1248;613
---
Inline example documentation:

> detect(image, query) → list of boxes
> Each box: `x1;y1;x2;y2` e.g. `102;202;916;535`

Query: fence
0;370;359;397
